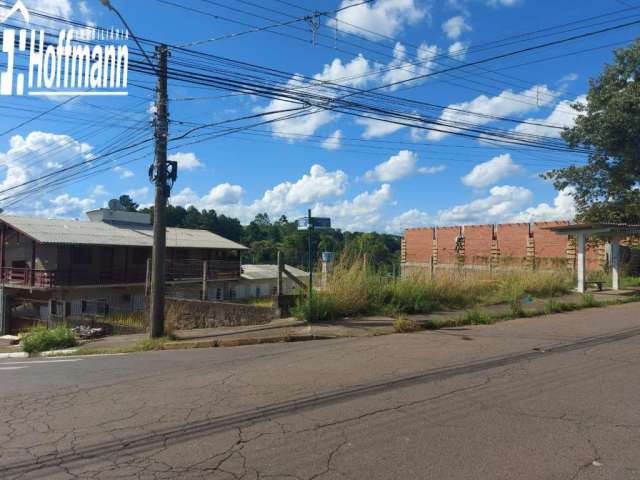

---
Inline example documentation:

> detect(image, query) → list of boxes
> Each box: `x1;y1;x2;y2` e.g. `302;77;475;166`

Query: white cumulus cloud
386;208;432;233
168;152;204;171
322;130;342;150
426;84;560;141
510;188;576;222
512;95;586;138
332;0;427;40
448;41;468;60
442;15;471;40
364;150;446;182
313;184;393;231
436;185;533;225
461;153;523;189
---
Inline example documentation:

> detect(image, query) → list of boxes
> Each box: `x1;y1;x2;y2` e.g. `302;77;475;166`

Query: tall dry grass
294;257;573;321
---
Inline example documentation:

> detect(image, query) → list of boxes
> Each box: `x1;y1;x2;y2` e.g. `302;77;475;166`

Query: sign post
307;209;313;314
297;212;331;320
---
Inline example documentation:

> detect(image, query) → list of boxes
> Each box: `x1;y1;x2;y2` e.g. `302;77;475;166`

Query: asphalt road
1;303;640;479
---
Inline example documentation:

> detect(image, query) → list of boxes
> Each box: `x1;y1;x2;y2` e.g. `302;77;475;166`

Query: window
229;287;236;300
255;286;261;297
72;247;92;265
215;288;223;300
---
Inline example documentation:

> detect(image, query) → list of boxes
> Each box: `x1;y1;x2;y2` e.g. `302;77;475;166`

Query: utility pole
307;208;313;313
149;44;169;338
99;3;173;338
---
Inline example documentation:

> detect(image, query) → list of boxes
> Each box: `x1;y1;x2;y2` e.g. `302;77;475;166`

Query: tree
545;40;640;223
118;194;139;212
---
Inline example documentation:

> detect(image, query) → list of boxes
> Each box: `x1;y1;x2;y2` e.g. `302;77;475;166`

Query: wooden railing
0;260;241;289
166;259;241;281
0;268;54;288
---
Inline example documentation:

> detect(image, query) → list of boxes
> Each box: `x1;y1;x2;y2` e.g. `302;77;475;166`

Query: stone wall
163;297;281;330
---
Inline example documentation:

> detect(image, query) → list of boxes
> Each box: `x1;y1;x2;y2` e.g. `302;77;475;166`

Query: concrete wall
163;297;280;330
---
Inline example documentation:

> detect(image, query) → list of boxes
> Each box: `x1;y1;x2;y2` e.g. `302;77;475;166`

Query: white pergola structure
548;224;640;293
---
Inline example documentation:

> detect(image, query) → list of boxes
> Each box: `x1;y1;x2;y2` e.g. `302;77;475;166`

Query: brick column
566;236;576;271
526;235;535;270
431;233;438;277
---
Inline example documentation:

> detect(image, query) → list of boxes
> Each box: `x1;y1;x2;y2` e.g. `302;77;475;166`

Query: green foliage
544;40;640;223
135;203;401;272
459;309;494;325
393;316;421;333
21;325;77;353
581;293;602;308
118;194;139;212
303;258;573;320
292;294;339;322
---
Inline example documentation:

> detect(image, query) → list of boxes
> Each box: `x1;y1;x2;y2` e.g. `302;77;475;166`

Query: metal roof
241;264;308;281
0;214;248;250
546;223;640;236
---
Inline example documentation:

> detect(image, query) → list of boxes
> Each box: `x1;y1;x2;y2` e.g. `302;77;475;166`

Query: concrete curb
0;351;28;359
162;334;339;351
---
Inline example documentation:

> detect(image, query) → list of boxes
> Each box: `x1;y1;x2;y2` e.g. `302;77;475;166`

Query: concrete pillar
576;233;586;293
611;236;620;290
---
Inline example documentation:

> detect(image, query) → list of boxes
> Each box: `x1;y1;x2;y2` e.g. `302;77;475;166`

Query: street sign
321;252;335;263
296;217;309;230
296;217;331;230
312;217;331;229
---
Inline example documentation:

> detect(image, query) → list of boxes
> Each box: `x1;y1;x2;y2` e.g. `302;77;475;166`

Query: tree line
118;195;401;272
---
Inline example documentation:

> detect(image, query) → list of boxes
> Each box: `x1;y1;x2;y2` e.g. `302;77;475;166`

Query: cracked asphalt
1;303;640;479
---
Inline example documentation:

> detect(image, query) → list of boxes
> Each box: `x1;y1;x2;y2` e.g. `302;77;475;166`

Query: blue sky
0;0;638;232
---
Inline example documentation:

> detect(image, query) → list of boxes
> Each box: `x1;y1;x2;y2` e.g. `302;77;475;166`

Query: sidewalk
74;288;639;354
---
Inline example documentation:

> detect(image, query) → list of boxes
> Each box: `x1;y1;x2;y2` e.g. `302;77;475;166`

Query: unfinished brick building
401;220;623;276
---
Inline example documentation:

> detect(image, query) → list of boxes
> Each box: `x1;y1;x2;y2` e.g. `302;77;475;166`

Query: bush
393;315;421;332
291;294;340;322
21;325;77;353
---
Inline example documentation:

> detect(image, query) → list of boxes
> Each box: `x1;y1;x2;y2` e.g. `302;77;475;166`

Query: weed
393;316;421;333
21;325;77;353
581;293;602;308
291;294;339;322
460;309;494;325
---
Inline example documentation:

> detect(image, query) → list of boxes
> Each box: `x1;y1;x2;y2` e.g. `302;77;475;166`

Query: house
233;264;308;300
0;208;247;333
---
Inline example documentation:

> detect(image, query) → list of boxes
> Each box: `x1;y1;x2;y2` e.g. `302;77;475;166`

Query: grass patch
393;315;421;333
459;309;495;325
21;325;77;353
294;258;574;322
70;336;172;356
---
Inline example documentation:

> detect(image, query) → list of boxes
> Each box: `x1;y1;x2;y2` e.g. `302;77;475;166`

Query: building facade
0;209;247;333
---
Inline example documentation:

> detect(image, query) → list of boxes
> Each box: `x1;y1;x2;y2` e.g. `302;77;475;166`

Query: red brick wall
586;240;602;270
496;223;529;259
532;221;570;258
436;227;461;264
463;225;493;265
404;228;433;263
403;220;617;272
